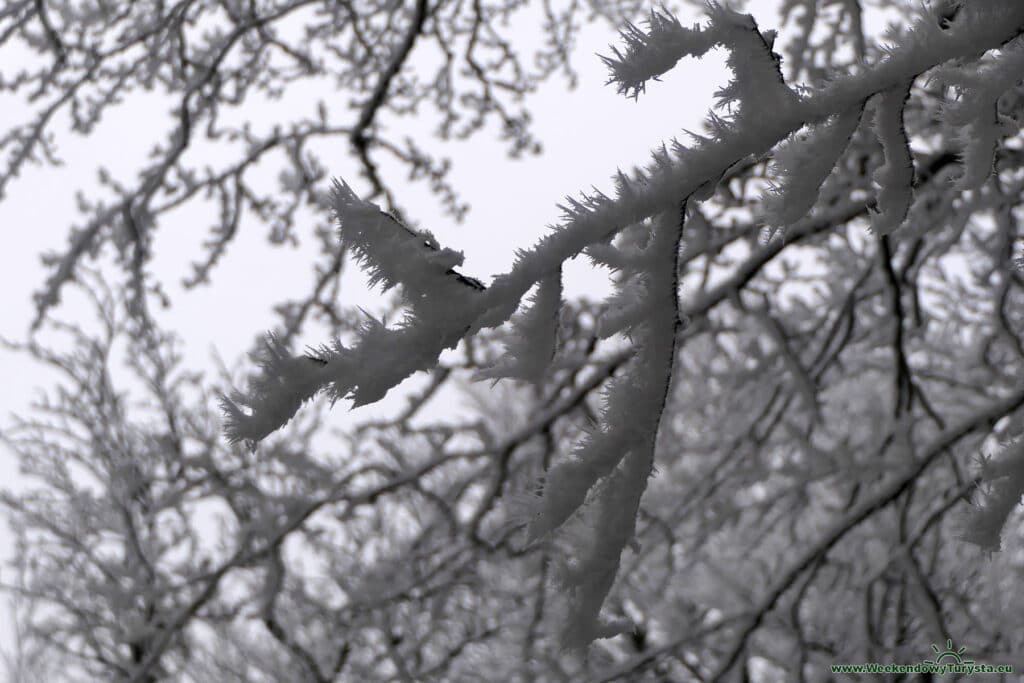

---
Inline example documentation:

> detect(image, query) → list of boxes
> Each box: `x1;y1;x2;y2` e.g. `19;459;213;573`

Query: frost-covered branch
221;181;487;446
869;82;914;235
532;207;686;648
963;437;1024;551
601;2;793;116
231;3;1024;450
938;34;1024;190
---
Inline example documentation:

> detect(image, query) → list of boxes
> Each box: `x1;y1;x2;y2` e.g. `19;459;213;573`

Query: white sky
0;3;731;660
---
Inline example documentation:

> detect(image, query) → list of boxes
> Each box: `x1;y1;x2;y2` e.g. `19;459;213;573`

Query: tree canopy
4;1;1024;681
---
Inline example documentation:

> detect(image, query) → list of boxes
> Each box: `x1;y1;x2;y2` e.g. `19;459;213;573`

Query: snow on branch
532;208;685;650
586;220;665;338
761;106;863;233
225;2;1024;452
332;180;486;310
963;438;1024;552
601;7;716;99
869;82;914;235
937;35;1024;190
475;270;562;384
495;1;1024;317
221;184;487;446
602;2;795;122
220;333;327;449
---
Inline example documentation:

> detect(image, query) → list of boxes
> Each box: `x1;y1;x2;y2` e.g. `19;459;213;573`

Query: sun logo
923;640;974;666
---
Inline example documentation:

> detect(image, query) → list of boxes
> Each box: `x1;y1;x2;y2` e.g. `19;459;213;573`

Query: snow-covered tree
6;1;1024;681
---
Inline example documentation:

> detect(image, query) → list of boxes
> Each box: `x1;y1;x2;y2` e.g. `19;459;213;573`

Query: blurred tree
0;0;641;335
6;1;1024;682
